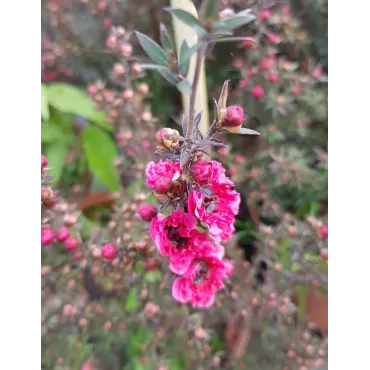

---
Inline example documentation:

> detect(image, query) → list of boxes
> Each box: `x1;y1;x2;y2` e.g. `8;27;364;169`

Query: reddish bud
239;79;249;88
56;226;70;242
319;225;328;238
154;176;172;194
101;243;118;260
41;187;53;202
223;105;244;133
103;18;112;29
233;58;244;69
235;154;245;164
243;39;255;48
260;8;271;21
142;111;152;122
247;67;255;77
41;154;48;170
106;35;117;49
120;43;132;57
269;72;279;83
229;166;237;176
190;160;213;185
138;204;158;222
312;67;323;79
259;58;272;71
137;83;149;96
97;1;107;12
112;63;126;78
64;236;79;251
156;127;180;150
41;226;54;246
292;85;302;96
252;85;264;98
123;89;134;100
267;33;279;44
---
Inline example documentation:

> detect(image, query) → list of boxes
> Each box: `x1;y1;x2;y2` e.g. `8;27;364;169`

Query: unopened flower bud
120;43;132;57
223;105;244;133
252;85;264;98
112;63;126;79
41;154;48;170
131;63;142;76
64;236;79;251
106;35;117;49
138;204;158;221
154;177;172;194
123;89;134;100
318;225;328;238
260;8;271;21
137;83;149;96
41;226;54;246
101;243;118;260
219;8;234;20
156;127;180;150
56;226;70;242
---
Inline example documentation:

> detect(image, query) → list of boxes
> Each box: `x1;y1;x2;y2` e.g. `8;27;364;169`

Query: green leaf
165;8;207;36
277;239;291;271
179;40;202;74
213;10;256;30
82;126;120;192
125;288;138;312
159;70;179;85
160;23;174;51
179;40;191;76
135;31;168;66
45;143;68;185
213;36;256;44
200;0;217;20
238;127;261;135
41;83;49;121
144;270;161;283
47;83;110;130
176;80;192;94
139;63;169;71
41;123;67;143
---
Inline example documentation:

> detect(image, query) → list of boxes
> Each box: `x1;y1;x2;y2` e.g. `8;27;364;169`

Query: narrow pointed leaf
41;83;49;121
178;42;203;75
165;8;207;36
213;36;257;44
217;80;230;114
213;10;256;30
160;23;174;51
194;110;204;129
158;70;178;85
238;127;261;135
135;31;168;66
176;80;192;94
179;40;191;75
200;0;217;20
139;63;170;71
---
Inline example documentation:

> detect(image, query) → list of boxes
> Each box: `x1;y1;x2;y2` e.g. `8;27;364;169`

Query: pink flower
41;226;54;246
190;160;213;185
138;204;158;222
101;243;118;260
146;160;182;188
150;211;199;274
172;243;234;308
188;161;240;242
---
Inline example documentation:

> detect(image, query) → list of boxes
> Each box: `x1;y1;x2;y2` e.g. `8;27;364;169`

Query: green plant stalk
169;0;209;136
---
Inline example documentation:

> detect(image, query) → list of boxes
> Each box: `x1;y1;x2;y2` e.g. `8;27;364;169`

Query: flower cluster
146;154;240;308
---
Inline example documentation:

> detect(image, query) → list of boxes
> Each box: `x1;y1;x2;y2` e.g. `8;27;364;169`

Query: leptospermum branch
186;42;208;143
